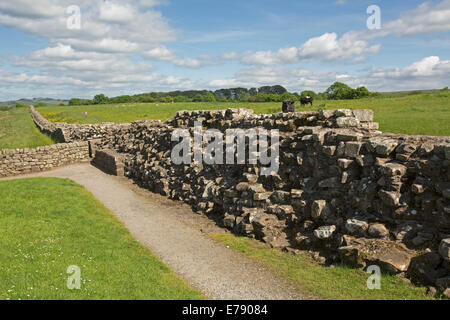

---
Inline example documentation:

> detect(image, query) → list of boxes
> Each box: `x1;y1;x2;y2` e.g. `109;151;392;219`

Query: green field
211;234;436;300
1;92;448;151
38;92;450;136
0;178;203;300
0;107;55;150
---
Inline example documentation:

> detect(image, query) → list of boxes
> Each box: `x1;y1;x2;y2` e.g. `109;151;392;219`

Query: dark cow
282;100;295;113
300;96;313;106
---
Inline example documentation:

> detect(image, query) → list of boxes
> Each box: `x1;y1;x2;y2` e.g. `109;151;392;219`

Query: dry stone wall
30;106;132;143
0;142;90;177
29;106;450;293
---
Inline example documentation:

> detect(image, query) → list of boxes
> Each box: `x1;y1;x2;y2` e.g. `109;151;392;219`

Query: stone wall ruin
24;105;450;294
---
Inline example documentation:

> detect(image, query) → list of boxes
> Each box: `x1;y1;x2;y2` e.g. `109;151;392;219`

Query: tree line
68;82;372;106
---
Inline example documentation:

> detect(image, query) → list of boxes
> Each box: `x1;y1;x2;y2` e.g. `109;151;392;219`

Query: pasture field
0;107;55;150
38;92;450;136
0;178;203;300
211;234;436;300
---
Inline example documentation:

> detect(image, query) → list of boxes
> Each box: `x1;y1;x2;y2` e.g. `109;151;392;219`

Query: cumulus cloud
0;0;207;99
208;56;450;92
143;45;224;68
1;0;450;100
241;32;380;65
371;56;450;79
374;0;450;37
0;0;177;54
239;0;450;66
98;2;135;23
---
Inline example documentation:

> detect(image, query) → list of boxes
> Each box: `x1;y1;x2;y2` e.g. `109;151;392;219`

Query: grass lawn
0;178;203;300
211;234;436;300
0;107;55;150
38;92;450;136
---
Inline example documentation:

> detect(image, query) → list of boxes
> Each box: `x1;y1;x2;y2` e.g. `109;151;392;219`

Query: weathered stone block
314;225;336;240
344;141;363;158
440;239;450;261
352;109;374;122
336;117;360;128
311;200;327;219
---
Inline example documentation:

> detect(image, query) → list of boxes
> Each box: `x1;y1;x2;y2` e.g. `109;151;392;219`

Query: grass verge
0;107;55;150
0;178;203;300
210;234;435;300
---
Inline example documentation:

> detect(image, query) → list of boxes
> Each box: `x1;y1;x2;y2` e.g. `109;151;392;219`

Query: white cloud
143;45;221;68
238;0;450;66
220;52;238;60
371;56;450;79
208;56;450;92
241;32;380;65
98;2;135;23
382;0;450;37
0;0;178;54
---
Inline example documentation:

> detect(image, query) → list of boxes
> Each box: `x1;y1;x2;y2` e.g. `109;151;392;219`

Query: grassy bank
211;234;435;300
0;178;203;300
0;107;55;150
38;92;450;136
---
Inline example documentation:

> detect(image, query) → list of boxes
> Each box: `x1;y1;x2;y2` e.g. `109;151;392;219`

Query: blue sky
0;0;449;100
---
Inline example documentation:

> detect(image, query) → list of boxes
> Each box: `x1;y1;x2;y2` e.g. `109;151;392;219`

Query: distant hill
0;97;68;108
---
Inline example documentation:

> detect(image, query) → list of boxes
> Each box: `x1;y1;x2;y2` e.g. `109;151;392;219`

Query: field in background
1;92;448;151
211;234;434;300
0;178;203;300
0;107;55;150
38;92;450;136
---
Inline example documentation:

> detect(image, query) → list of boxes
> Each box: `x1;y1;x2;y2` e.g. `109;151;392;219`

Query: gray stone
345;142;363;158
336;117;360;128
311;200;327;219
336;109;353;117
368;224;390;238
313;225;336;240
223;214;235;229
378;190;400;207
345;219;369;236
439;239;450;261
352;109;374;122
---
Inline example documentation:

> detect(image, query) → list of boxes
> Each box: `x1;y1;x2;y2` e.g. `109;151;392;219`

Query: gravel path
1;163;312;300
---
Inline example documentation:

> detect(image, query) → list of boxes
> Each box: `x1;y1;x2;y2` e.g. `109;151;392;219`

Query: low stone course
0;142;90;177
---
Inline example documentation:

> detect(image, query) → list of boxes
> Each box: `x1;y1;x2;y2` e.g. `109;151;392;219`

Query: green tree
265;94;282;102
215;95;228;102
193;94;204;102
174;96;188;102
203;92;216;102
326;82;354;100
355;86;370;98
300;90;317;100
69;98;84;106
93;94;110;105
164;96;174;103
281;92;297;101
258;85;287;95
